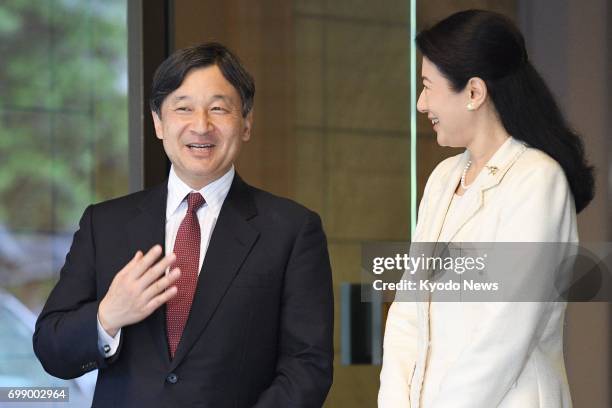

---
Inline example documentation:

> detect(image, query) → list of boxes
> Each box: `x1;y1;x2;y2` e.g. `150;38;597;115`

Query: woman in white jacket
378;10;594;408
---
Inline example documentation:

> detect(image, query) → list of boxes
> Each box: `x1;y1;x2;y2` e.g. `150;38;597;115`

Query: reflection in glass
0;1;128;403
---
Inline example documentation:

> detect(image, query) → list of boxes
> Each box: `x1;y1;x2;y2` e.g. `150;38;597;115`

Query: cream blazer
378;137;577;408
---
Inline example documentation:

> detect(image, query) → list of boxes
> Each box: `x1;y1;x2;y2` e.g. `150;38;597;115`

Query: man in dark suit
33;43;334;407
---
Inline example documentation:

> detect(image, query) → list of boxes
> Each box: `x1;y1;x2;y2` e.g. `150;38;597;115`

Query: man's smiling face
152;64;252;190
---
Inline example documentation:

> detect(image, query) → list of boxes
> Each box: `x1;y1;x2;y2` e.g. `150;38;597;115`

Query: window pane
0;0;128;404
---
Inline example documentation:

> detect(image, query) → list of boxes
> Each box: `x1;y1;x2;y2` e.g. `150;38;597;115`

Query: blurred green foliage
0;0;128;232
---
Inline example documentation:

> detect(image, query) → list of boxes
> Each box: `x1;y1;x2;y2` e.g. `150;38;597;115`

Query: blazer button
166;373;178;384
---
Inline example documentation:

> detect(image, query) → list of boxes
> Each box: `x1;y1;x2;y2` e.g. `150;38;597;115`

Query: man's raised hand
98;245;180;337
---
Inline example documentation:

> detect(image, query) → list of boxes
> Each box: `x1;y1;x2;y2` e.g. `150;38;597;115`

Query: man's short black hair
150;42;255;117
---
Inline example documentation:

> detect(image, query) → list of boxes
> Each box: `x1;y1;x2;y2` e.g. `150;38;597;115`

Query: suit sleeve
429;161;576;408
33;205;120;379
253;211;334;408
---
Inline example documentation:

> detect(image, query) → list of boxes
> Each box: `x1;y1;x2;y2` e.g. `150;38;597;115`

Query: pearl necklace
461;160;472;190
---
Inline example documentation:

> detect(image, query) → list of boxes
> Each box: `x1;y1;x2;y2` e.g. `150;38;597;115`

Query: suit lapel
416;138;527;301
125;182;171;366
443;138;528;242
413;154;465;290
170;174;259;370
423;153;467;242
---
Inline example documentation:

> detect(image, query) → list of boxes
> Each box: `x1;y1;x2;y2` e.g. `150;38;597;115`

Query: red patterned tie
166;192;205;358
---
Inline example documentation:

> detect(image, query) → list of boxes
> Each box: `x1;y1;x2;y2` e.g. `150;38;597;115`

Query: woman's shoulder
499;146;573;211
508;146;565;181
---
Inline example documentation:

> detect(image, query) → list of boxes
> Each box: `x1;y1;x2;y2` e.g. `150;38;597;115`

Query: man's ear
152;111;164;140
466;77;488;110
242;110;253;142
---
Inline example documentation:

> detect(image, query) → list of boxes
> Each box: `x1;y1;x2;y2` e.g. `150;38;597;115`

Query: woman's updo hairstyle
417;10;594;213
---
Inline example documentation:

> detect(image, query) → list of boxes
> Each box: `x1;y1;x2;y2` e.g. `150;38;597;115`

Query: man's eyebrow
170;94;235;105
209;94;239;107
210;94;232;102
422;76;432;83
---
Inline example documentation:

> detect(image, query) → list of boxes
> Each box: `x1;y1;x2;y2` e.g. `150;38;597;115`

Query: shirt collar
166;165;235;219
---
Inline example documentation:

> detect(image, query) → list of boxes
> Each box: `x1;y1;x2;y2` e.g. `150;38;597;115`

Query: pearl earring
467;102;475;111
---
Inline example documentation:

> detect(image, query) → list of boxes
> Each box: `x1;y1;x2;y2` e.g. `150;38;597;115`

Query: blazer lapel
423;153;468;242
416;138;527;301
443;137;528;242
125;182;171;367
170;174;260;370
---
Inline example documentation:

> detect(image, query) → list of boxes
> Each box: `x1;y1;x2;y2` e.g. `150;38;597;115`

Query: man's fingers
139;253;177;288
145;285;178;313
132;250;143;262
118;250;143;275
142;267;181;300
130;245;164;278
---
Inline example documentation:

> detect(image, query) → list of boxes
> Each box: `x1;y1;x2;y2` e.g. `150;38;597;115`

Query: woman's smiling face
417;57;474;148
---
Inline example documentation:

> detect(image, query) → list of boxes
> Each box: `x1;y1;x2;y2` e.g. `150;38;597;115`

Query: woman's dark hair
416;9;594;213
150;42;255;118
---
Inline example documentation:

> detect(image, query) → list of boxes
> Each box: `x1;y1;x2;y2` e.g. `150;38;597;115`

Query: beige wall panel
418;0;517;28
327;171;410;240
295;0;325;15
173;0;296;197
295;17;324;127
294;130;325;215
325;21;410;132
324;364;380;407
328;242;362;284
328;133;410;174
324;0;409;24
325;132;410;240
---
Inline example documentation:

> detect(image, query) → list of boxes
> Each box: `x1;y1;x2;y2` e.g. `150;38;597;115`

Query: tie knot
187;192;205;212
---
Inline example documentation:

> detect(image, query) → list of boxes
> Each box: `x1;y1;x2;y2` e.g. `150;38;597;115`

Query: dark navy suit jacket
33;174;334;407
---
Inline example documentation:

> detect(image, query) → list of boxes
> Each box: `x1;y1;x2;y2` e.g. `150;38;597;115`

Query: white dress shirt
96;165;235;358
